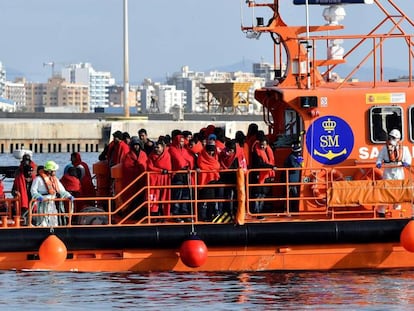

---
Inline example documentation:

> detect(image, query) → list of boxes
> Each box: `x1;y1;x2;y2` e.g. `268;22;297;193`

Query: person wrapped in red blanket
197;142;221;221
250;136;277;219
147;140;172;220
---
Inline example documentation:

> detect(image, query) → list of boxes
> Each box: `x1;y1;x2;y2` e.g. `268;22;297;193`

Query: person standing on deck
245;123;259;168
70;152;95;197
283;142;304;214
147;140;172;220
99;131;129;167
98;131;129;196
169;134;195;222
197;142;221;221
31;160;74;226
60;167;82;198
219;139;247;218
122;132;131;145
376;129;411;217
12;164;35;219
15;153;37;178
250;136;277;219
138;128;155;156
120;136;148;214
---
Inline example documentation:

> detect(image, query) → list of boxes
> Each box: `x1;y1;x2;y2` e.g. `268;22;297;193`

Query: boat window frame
409;106;414;142
369;106;403;144
273;108;304;148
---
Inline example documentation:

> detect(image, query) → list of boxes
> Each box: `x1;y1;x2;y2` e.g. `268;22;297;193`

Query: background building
5;78;26;111
25;77;89;113
0;62;6;98
61;63;114;111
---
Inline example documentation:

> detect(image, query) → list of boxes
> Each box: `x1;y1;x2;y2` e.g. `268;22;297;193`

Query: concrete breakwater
0;113;265;154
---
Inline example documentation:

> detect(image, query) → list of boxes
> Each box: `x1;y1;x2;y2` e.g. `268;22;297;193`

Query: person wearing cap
283;142;304;213
207;133;225;154
14;153;37;178
120;136;148;210
376;129;411;216
30;160;74;226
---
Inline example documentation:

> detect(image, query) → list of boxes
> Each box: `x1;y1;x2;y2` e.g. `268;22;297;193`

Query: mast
123;0;130;118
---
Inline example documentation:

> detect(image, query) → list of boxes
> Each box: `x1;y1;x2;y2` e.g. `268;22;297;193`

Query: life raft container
311;169;344;206
353;167;383;210
353;167;383;181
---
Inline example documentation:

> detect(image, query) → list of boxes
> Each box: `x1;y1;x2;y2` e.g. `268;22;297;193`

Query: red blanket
147;150;172;215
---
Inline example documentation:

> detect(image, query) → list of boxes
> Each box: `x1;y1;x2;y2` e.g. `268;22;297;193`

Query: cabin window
409;106;414;142
273;109;304;147
369;106;403;143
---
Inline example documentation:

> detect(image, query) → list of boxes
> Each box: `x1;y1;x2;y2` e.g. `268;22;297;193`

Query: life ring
311;169;344;205
353;167;383;181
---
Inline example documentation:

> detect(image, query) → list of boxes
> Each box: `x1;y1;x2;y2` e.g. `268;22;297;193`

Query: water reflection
0;270;413;310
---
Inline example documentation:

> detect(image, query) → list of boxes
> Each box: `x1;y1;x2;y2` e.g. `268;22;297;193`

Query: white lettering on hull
358;146;414;160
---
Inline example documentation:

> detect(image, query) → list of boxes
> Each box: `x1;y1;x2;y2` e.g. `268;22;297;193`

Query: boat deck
1;164;412;229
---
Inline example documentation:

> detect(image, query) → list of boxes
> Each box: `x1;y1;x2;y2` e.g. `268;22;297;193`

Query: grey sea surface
0;269;413;310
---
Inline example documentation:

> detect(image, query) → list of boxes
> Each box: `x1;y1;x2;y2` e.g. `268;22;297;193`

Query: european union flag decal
306;116;354;165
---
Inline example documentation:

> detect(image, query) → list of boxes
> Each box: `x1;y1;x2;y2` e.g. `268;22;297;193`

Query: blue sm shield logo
306;116;354;165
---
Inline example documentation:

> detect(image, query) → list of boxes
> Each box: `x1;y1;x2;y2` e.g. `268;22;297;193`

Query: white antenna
305;0;311;89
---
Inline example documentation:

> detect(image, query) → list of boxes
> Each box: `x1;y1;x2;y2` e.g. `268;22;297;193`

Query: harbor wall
0;114;266;154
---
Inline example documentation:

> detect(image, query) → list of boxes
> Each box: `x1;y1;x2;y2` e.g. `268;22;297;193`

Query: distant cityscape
0;61;278;116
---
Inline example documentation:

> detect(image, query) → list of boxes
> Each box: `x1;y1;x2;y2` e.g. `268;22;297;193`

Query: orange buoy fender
179;234;208;268
401;220;414;252
39;235;67;267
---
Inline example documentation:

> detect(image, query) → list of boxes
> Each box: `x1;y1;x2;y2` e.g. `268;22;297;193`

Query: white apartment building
61;63;114;111
167;66;205;113
0;62;6;98
158;85;186;114
5;78;26;111
139;80;158;113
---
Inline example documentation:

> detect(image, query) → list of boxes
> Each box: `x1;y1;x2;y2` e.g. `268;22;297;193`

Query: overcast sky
0;0;412;84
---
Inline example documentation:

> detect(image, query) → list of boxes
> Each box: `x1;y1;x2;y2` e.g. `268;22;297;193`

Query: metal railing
1;165;413;228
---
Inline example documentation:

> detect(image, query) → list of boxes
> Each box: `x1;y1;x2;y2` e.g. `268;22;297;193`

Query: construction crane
43;62;55;77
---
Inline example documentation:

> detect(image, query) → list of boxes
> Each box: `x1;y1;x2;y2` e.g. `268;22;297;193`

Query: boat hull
1;219;413;272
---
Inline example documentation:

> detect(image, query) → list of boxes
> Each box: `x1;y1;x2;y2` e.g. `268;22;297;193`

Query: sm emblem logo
306;116;354;165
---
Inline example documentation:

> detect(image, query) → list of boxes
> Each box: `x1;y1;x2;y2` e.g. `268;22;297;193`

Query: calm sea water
1;152;413;309
1;270;414;310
